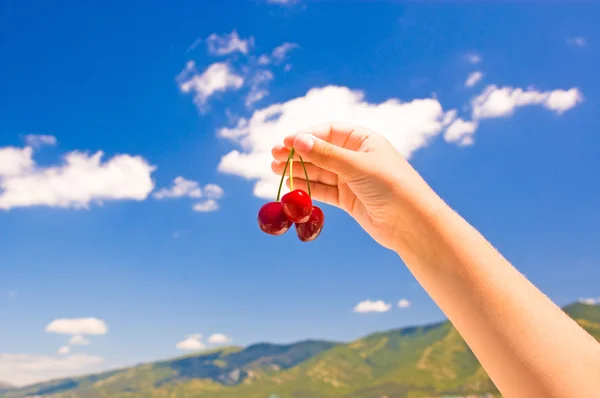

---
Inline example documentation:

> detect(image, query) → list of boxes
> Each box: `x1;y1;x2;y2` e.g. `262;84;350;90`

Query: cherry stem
290;149;294;191
298;154;311;198
276;147;295;202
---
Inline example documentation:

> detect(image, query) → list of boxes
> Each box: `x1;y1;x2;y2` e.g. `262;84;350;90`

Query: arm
271;123;600;397
393;176;600;397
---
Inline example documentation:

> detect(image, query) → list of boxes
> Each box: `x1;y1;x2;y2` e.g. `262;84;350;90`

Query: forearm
393;185;600;397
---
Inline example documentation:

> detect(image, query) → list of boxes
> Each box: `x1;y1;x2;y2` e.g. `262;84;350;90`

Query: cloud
567;37;586;47
444;118;478;146
57;346;70;356
271;42;298;63
186;37;203;53
397;299;411;309
353;300;391;313
45;318;108;335
154;178;224;212
0;353;104;386
68;334;90;346
0;147;34;177
246;69;275;107
24;134;57;148
177;61;244;109
217;85;451;199
472;85;583;119
255;42;298;67
466;53;481;64
193;199;219;212
203;184;224;199
176;334;206;350
465;71;483;88
257;54;271;65
206;31;253;56
0;145;155;210
154;177;203;199
579;297;599;305
207;333;232;344
266;0;298;4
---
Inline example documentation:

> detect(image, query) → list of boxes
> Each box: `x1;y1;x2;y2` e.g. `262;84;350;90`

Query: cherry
258;202;292;235
295;206;324;242
281;189;313;223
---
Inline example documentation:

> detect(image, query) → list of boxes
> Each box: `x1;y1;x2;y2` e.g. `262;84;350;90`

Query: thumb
292;133;359;176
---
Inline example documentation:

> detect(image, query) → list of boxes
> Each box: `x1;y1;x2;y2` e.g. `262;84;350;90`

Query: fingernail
294;134;314;153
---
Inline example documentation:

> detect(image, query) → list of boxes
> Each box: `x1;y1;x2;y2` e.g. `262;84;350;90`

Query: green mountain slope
3;303;599;398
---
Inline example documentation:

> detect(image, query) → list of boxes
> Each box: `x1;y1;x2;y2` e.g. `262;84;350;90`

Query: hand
271;122;439;250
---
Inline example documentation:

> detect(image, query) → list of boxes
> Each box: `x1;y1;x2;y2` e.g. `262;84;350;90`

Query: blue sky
1;0;599;386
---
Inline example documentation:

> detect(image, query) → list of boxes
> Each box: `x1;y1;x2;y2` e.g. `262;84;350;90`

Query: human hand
271;122;440;250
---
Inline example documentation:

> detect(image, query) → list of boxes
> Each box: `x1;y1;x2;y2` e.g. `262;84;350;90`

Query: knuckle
320;143;334;164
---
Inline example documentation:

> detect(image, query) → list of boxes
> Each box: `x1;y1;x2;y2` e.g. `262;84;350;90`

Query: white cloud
246;89;269;107
397;299;411;309
57;346;70;356
271;42;298;63
0;146;155;210
567;37;586;47
207;333;232;344
206;31;253;56
257;54;271;65
0;353;104;386
545;88;584;113
193;199;219;212
0;146;34;177
68;334;90;346
444;118;478;146
441;109;457;126
267;0;298;4
579;297;600;305
154;178;224;212
154;177;203;199
45;318;108;335
203;184;224;199
217;85;450;199
186;37;203;53
472;85;583;119
177;61;244;109
465;71;483;88
246;69;275;107
353;300;391;313
176;334;206;350
24;134;57;148
466;53;481;64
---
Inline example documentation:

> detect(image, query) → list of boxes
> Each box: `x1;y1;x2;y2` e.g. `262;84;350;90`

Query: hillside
0;384;13;392
3;303;599;398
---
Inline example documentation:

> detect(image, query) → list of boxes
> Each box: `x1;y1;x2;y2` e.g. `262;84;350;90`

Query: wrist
389;173;450;258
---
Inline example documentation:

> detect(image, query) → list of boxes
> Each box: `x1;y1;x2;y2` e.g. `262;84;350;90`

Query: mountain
0;384;13;392
3;302;599;398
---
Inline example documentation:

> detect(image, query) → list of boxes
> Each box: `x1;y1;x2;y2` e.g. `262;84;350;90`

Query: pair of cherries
257;148;324;242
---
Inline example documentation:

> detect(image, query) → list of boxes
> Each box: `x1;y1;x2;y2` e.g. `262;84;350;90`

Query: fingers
284;122;371;151
286;178;340;208
271;160;338;186
286;133;361;178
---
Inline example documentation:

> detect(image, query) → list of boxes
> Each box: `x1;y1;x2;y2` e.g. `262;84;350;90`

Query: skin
271;122;600;398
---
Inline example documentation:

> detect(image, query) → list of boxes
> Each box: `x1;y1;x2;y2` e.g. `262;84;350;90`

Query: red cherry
281;189;313;223
258;202;292;235
295;206;324;242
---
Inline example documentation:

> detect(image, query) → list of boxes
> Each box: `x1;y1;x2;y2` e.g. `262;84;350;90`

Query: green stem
298;154;311;198
276;147;295;202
